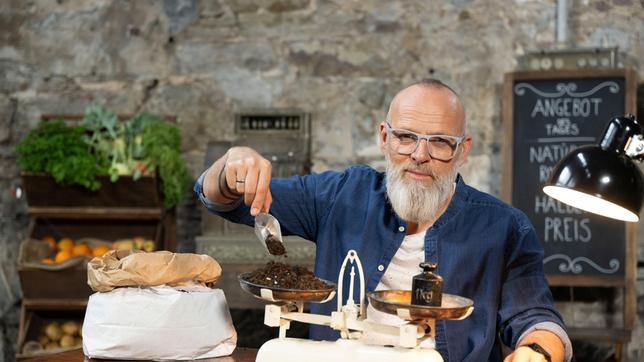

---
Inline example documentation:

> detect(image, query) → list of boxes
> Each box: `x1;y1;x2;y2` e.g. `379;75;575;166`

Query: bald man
196;79;571;362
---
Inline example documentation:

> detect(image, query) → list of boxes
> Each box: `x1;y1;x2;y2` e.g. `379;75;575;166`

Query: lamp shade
543;145;644;222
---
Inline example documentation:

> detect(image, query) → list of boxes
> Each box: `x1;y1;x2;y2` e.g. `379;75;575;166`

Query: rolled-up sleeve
498;220;571;361
517;321;572;362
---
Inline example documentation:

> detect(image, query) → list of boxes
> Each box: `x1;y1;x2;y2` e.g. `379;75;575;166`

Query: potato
60;334;75;348
45;342;59;350
61;320;79;336
44;322;62;341
37;335;49;347
113;239;134;251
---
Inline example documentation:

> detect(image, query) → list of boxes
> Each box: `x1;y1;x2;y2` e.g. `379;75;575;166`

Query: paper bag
82;285;237;360
87;250;222;292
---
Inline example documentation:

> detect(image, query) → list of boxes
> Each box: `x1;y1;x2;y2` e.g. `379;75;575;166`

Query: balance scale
238;250;474;362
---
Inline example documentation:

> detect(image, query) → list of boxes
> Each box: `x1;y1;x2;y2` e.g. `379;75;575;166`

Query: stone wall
1;0;643;360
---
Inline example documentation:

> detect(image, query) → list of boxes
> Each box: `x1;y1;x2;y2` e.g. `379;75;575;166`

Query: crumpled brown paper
87;250;222;292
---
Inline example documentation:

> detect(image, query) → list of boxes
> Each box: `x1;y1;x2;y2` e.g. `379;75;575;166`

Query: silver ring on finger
235;176;246;193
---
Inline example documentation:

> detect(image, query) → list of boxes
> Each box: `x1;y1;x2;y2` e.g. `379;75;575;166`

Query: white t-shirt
362;230;435;348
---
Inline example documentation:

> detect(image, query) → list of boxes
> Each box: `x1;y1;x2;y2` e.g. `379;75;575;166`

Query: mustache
402;164;437;178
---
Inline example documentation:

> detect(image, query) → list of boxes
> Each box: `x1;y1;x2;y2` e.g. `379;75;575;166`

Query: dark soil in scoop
265;234;286;256
248;261;330;290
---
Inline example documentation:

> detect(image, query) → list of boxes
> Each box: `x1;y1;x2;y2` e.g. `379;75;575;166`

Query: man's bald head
386;79;467;135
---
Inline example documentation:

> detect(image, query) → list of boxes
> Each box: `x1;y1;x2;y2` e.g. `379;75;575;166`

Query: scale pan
238;273;337;303
368;290;473;320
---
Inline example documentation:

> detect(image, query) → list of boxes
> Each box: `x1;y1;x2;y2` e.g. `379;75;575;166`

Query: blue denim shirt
195;165;570;361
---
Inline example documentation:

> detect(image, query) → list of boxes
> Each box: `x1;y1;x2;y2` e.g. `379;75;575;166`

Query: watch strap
523;342;552;362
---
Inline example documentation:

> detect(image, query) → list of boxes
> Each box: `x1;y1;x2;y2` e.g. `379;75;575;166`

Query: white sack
82;286;236;360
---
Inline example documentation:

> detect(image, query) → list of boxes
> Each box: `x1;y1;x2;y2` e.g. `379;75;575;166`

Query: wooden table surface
21;348;258;362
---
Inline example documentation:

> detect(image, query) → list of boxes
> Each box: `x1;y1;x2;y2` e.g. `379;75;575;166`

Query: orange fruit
42;236;57;250
58;238;74;252
92;245;110;257
72;244;92;256
41;258;54;264
54;250;73;263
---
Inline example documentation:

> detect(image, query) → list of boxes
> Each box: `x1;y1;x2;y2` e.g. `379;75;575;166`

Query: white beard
385;154;457;224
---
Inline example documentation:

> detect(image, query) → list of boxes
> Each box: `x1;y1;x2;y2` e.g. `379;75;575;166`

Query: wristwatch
523;342;552;362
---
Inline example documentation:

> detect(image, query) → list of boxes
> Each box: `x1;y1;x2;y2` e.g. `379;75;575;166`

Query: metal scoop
254;212;286;256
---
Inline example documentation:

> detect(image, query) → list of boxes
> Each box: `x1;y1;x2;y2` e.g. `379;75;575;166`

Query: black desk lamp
543;114;644;222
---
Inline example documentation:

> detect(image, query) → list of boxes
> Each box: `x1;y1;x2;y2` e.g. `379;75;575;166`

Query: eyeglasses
384;122;465;161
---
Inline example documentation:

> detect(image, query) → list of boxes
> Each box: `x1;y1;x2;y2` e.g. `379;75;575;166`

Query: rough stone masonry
1;0;643;361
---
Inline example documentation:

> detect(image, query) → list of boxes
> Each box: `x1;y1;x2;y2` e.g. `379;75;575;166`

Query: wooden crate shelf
28;207;164;220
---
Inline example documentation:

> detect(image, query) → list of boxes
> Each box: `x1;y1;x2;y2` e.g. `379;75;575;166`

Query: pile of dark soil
248;261;330;290
264;234;286;256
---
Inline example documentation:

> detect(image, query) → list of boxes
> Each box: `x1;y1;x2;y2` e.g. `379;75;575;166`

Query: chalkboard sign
502;69;637;286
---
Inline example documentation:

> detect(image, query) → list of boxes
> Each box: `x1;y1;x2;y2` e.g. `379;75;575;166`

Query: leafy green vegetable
17;106;190;209
80;106;190;207
141;121;190;209
81;106;135;182
16;121;108;191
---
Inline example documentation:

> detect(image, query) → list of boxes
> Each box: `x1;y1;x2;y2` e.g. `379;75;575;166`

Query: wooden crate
21;172;163;208
18;265;92;300
28;218;162;242
16;300;86;360
18;218;162;300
